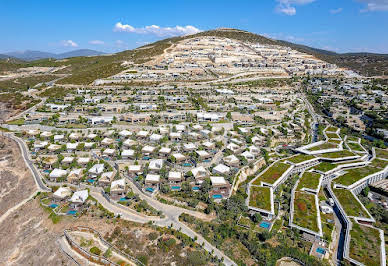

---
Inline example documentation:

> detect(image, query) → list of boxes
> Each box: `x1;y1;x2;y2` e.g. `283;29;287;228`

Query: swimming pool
49;204;58;208
143;156;151;160
87;179;95;183
316;247;326;255
203;159;211;163
183;163;192;167
171;186;181;190
259;221;271;229
43;170;50;173
192;186;200;191
67;210;77;215
146;187;154;192
212;194;222;199
119;197;127;201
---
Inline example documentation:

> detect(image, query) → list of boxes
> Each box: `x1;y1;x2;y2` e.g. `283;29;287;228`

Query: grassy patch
326;132;340;139
328;139;342;144
293;192;319;232
349;221;381;266
347;142;365;152
7;118;25;125
0;75;58;92
369;158;388;169
297;172;321;191
325;126;338;132
335;166;382;186
253;162;291;185
333;188;370;218
312;162;337;173
308;142;338;151
319;150;356;159
375;148;388;160
249;186;272;211
287;154;315;164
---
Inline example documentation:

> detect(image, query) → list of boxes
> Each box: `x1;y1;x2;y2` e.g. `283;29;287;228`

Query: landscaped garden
293;191;319;232
332;188;371;218
253;161;291;185
369;158;388;169
349;220;381;266
334;166;382;186
297;171;321;191
249;186;272;211
287;154;315;164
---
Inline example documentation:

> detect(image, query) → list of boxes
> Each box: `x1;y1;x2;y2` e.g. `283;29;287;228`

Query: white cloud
262;32;305;42
358;0;388;11
275;0;315;15
113;22;202;37
89;40;104;45
330;7;343;14
61;40;78;47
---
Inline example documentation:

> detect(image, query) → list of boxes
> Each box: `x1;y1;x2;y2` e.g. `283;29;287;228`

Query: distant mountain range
2;49;106;61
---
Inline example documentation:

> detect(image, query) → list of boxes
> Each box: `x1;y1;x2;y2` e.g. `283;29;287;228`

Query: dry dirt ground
0;136;36;217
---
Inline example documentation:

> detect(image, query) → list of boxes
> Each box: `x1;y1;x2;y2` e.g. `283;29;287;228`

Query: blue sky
1;0;388;54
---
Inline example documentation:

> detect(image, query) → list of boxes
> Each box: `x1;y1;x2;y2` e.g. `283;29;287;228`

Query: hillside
1;28;388;84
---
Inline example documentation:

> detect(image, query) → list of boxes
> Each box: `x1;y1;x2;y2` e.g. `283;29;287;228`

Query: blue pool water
203;159;211;163
316;248;326;255
67;210;77;215
119;197;127;201
87;179;95;183
192;186;200;191
43;170;50;173
212;194;222;199
146;187;154;192
143;156;151;160
183;163;192;167
49;204;58;208
171;186;181;190
259;221;271;229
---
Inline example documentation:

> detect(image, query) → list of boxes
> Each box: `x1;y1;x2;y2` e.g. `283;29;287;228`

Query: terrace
369;158;388;169
375;148;388;160
297;171;321;191
252;161;291;185
307;142;338;152
325;126;338;132
293;191;319;233
287;154;315;164
346;141;365;152
312;162;337;173
248;186;272;211
325;132;340;139
334;166;382;186
319;150;356;159
349;220;381;266
332;188;371;218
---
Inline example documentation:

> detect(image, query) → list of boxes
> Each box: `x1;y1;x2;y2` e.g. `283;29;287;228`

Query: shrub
90;246;101;256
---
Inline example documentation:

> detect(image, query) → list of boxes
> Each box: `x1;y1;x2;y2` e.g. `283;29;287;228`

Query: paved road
5;133;51;192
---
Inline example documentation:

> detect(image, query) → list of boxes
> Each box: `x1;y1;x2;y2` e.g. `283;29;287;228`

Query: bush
90;246;101;256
